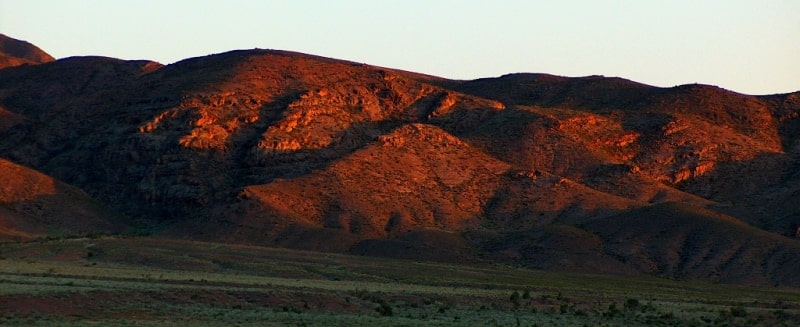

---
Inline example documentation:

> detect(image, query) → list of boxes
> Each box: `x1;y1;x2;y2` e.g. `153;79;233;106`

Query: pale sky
1;0;798;95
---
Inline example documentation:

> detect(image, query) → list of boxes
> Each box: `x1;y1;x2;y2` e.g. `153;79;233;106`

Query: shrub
510;291;521;309
730;306;747;318
437;305;449;314
773;309;788;321
603;302;620;318
522;290;531;300
624;298;640;311
375;299;393;317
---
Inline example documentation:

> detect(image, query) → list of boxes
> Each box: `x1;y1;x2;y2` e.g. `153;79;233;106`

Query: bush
510;291;521;308
624;298;640;311
375;299;393;317
730;306;747;318
522;290;531;300
437;304;449;314
603;302;620;318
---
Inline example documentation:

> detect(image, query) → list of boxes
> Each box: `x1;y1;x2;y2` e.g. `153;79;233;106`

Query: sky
1;0;797;95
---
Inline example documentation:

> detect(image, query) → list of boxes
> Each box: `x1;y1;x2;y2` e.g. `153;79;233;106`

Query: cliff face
1;44;800;285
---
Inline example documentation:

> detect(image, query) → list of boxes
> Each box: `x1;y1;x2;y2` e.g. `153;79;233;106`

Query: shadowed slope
584;202;800;286
0;158;125;241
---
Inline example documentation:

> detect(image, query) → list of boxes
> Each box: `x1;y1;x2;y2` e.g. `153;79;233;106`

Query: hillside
1;35;799;286
0;33;55;69
584;202;800;286
0;158;124;241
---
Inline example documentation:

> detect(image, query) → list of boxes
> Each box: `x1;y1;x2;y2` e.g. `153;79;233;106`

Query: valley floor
1;236;798;326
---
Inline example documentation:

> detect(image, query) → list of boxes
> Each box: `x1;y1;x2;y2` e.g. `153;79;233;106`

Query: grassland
1;236;798;326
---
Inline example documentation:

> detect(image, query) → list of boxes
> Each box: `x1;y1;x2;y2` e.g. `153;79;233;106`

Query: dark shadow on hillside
348;229;481;264
464;224;638;276
0;181;127;242
436;73;667;112
761;92;800;152
581;202;800;286
619;112;674;142
433;106;545;166
677;151;800;236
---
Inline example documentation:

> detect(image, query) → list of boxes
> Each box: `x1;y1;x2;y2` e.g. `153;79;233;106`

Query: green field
1;236;798;326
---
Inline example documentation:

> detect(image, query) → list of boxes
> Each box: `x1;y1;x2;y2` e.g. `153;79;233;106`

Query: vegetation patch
1;237;798;326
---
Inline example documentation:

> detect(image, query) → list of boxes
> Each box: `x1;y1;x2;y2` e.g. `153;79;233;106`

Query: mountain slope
1;44;799;285
0;158;124;240
0;34;55;69
445;74;798;234
584;202;800;286
189;123;509;254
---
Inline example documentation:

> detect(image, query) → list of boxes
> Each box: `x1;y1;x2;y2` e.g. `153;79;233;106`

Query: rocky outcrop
216;124;511;246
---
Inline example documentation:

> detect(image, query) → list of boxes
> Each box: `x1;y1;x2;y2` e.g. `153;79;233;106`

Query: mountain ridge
1;35;799;286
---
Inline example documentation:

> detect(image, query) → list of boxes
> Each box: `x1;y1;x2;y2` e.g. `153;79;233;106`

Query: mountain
0;34;55;69
1;37;799;286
